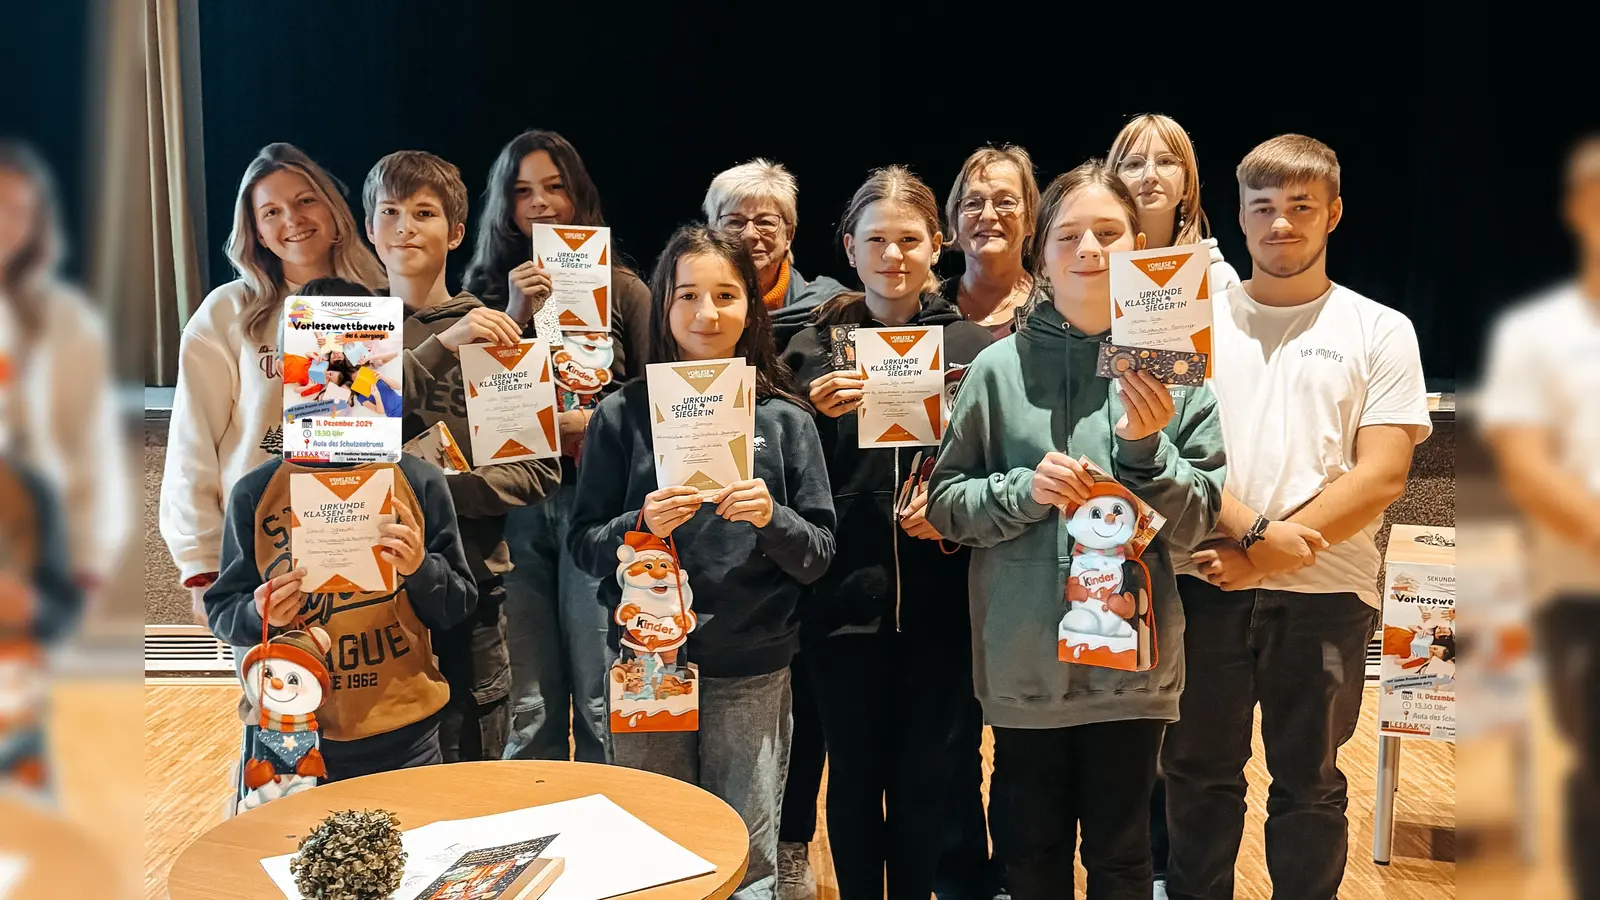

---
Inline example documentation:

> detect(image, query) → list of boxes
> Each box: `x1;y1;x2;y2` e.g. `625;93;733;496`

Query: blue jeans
502;483;612;763
612;668;794;900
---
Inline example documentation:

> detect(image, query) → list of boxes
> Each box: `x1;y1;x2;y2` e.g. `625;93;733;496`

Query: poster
645;359;754;499
1109;245;1214;377
281;295;404;462
855;326;946;448
460;340;560;466
289;467;397;594
532;224;611;332
1377;524;1456;741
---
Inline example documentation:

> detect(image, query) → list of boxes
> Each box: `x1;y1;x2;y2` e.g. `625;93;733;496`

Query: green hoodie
926;301;1225;729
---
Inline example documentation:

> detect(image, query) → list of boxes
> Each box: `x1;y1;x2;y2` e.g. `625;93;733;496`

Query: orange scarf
762;259;792;310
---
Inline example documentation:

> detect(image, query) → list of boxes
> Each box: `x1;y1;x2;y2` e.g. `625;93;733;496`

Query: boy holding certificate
361;152;562;763
568;226;835;900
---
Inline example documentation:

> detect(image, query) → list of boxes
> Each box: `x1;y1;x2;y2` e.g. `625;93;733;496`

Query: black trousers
438;694;511;762
322;715;442;782
934;694;1004;900
1539;596;1600;899
1161;576;1376;900
809;632;970;900
778;650;827;844
991;719;1166;900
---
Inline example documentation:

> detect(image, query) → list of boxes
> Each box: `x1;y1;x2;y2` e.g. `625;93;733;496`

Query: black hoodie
781;293;993;644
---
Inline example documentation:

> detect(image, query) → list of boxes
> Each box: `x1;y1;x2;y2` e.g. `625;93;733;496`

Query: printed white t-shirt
1199;282;1433;606
1477;282;1600;600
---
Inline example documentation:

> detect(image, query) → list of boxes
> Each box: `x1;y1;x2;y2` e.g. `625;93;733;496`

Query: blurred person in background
1479;133;1600;898
0;141;128;610
158;142;384;635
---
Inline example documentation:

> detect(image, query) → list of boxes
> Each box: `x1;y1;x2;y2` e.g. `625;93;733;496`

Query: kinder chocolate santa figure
615;533;695;666
552;332;614;411
238;629;331;811
1059;482;1149;668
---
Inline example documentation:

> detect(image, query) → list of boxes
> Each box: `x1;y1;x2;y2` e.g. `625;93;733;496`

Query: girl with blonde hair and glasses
1108;114;1241;293
159;142;384;628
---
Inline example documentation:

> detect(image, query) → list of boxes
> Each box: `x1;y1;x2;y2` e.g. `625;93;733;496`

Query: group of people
148;112;1437;900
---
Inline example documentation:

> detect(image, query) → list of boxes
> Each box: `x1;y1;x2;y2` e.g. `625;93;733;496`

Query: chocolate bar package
1095;341;1208;387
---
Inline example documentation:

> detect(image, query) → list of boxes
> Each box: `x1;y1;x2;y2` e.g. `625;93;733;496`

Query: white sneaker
776;841;817;900
1153;877;1169;900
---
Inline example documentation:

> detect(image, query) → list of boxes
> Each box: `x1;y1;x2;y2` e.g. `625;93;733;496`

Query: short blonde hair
702;158;799;232
944;144;1041;263
1237;134;1341;199
1567;134;1600;188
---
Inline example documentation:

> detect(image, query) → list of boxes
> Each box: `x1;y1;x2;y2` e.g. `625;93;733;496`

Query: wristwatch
1239;515;1270;552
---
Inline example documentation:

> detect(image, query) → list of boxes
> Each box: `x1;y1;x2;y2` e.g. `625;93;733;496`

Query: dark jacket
0;457;82;644
401;290;562;706
567;380;837;677
770;266;850;348
782;294;993;644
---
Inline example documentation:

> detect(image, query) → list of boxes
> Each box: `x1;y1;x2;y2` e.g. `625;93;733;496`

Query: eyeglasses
959;195;1022;218
719;214;786;237
1117;155;1183;179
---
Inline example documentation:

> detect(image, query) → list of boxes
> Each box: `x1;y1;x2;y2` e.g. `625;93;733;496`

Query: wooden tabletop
0;798;124;899
166;760;749;900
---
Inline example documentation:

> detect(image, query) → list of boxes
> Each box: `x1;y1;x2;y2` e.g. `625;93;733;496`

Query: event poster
281;295;404;462
1109;245;1214;377
459;340;560;466
532;224;612;332
856;326;946;448
289;467;397;594
645;359;754;499
1378;524;1457;742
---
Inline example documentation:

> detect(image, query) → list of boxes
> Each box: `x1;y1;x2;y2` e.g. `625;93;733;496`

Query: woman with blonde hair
941;144;1040;340
1108;114;1240;291
0;141;129;600
159;142;384;626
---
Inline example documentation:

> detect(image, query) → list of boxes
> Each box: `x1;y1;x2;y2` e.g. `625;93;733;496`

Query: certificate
1109;245;1214;377
532;224;612;331
290;466;397;594
460;340;560;466
646;359;754;499
281;295;404;462
856;326;946;448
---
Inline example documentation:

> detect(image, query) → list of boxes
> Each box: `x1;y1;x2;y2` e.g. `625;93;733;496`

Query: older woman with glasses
941;145;1041;340
703;158;846;313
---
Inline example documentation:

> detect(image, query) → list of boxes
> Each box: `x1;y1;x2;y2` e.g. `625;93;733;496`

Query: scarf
761;259;792;310
260;710;318;732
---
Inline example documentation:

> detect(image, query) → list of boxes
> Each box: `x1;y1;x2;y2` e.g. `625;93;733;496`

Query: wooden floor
129;681;1464;900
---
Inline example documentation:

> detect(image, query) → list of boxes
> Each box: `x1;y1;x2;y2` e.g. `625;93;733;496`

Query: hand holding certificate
856;325;946;448
460;340;561;466
532;224;612;332
291;467;399;594
646;359;755;501
1109;245;1214;380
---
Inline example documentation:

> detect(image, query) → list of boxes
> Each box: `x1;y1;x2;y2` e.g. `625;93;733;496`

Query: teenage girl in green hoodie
926;160;1226;900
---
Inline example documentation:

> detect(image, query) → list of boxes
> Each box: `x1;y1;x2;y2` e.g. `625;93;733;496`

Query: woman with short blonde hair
942;144;1040;339
703;158;844;311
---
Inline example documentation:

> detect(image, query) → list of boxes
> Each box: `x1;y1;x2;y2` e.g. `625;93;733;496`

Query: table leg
1372;735;1402;865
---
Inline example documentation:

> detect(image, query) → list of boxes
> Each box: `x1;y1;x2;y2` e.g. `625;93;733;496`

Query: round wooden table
0;798;124;899
167;760;749;900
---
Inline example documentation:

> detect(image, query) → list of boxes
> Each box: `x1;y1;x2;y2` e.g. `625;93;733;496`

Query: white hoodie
159;280;287;582
1;282;131;582
1201;237;1242;292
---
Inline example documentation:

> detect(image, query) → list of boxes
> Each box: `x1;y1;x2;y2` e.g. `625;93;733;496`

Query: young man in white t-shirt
1159;135;1433;900
1479;133;1600;895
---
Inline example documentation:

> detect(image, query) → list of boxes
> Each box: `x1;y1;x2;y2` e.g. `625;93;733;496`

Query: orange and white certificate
646;358;754;499
459;340;560;466
856;326;945;448
1110;245;1214;376
532;223;612;331
290;466;397;594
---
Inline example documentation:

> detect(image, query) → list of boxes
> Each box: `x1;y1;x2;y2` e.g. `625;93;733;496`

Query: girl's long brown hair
0;142;65;338
1107;114;1212;247
648;225;808;410
226;143;385;343
1030;160;1142;295
811;166;943;327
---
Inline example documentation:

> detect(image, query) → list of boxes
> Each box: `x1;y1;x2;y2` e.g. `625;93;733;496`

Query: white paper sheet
260;793;716;899
0;855;26;899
